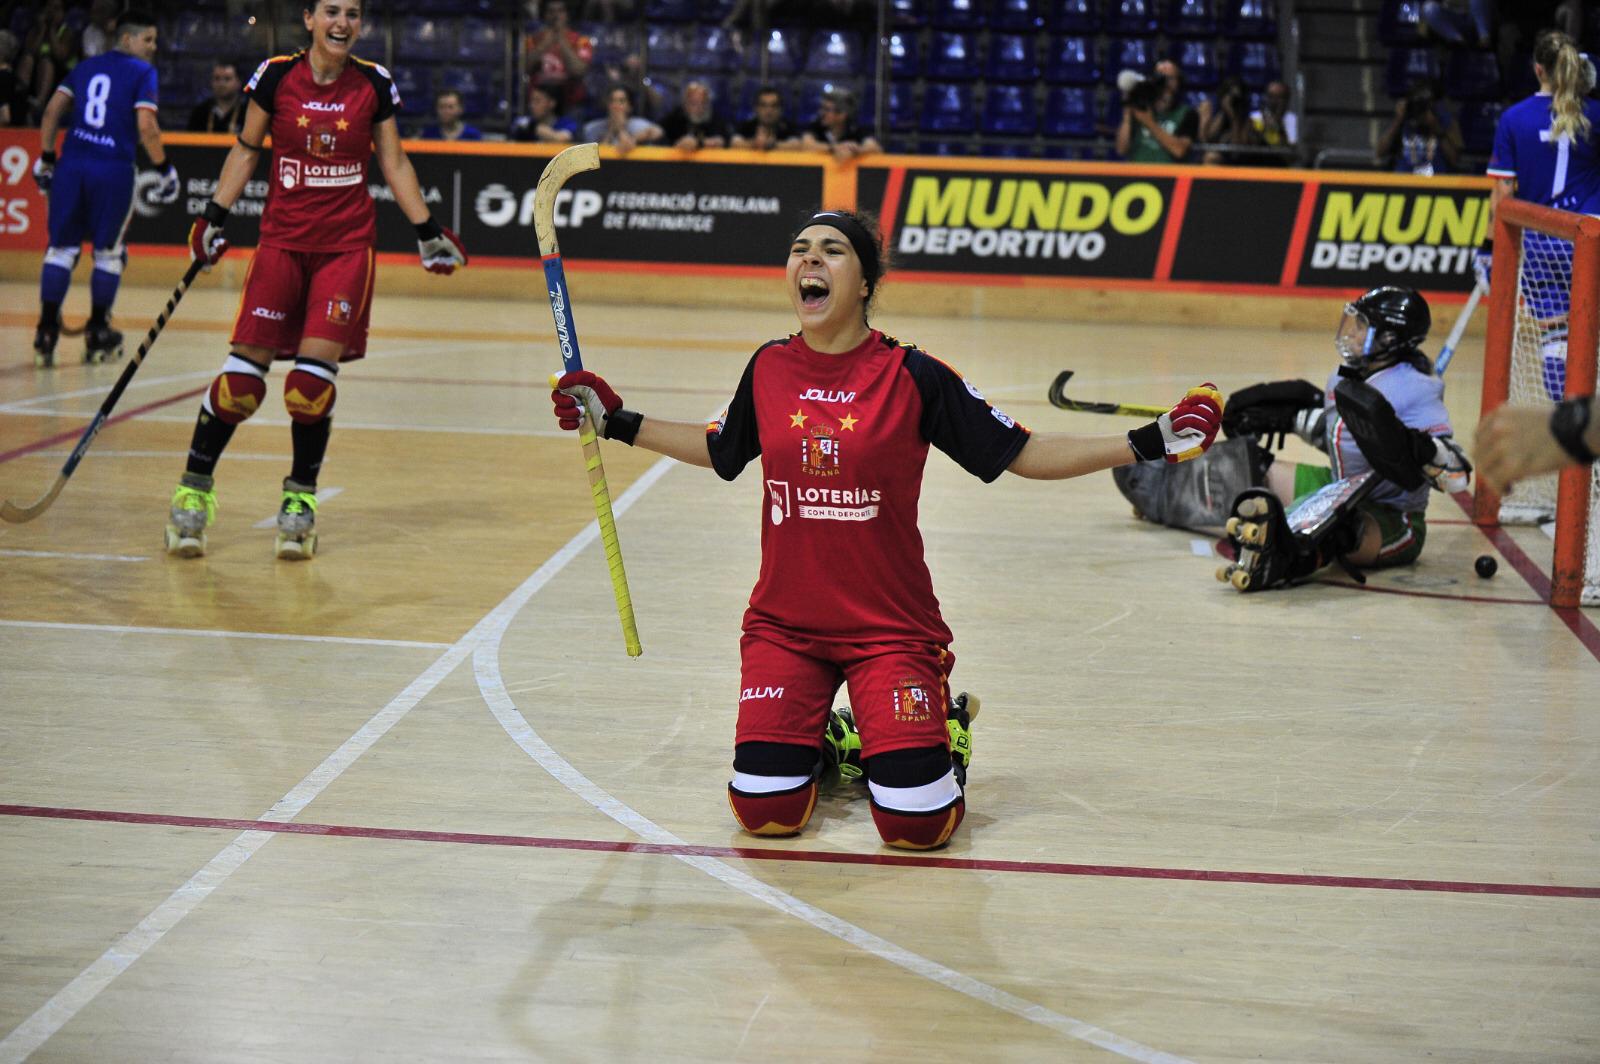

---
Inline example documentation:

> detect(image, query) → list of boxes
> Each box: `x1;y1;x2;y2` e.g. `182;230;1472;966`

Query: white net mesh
1503;225;1600;605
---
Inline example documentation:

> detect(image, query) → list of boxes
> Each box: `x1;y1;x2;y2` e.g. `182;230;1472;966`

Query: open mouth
328;29;351;46
799;276;829;308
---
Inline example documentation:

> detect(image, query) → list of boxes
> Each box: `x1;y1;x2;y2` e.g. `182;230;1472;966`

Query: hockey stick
535;143;642;658
1046;370;1166;418
1432;280;1483;376
2;257;205;524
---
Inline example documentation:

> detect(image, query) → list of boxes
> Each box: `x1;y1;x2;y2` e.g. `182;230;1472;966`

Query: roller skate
820;705;864;787
83;321;124;364
1215;489;1287;592
33;320;59;368
947;691;979;789
165;474;217;558
274;480;318;560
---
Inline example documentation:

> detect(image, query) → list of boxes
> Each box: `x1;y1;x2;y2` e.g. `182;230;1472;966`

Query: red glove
551;370;622;433
188;200;229;269
1129;383;1224;463
416;219;467;275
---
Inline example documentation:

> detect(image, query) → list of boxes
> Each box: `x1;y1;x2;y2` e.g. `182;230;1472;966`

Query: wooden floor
1;277;1596;1063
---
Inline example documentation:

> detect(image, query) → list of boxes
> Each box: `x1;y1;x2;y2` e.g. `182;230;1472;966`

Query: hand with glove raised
1128;383;1224;463
550;370;643;445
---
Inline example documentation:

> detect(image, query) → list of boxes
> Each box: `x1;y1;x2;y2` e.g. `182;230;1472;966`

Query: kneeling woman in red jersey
166;0;467;560
552;210;1222;850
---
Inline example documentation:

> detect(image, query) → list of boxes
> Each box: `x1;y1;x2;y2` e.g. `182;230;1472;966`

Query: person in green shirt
1116;59;1200;163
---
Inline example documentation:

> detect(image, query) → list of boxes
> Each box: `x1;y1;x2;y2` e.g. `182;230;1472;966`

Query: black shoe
84;322;124;364
33;321;59;367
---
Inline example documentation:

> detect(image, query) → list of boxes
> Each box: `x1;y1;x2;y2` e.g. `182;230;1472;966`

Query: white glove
1423;435;1472;493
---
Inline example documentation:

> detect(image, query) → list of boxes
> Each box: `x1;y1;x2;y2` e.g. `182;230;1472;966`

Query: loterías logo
278;157;301;191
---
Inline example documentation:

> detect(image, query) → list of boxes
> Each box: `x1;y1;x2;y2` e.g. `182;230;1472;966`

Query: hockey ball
1475;555;1498;578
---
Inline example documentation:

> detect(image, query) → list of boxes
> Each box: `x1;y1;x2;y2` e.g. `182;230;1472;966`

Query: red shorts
231;244;375;361
735;629;954;758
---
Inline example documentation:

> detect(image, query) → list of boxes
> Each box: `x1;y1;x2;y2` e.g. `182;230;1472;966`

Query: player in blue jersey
1480;29;1600;400
29;8;177;368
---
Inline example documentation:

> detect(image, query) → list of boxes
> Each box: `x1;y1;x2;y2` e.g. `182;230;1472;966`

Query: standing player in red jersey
550;210;1223;851
166;0;466;560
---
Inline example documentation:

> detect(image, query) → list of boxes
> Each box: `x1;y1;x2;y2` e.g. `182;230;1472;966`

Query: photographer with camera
1116;59;1201;164
1379;81;1463;175
1201;76;1263;165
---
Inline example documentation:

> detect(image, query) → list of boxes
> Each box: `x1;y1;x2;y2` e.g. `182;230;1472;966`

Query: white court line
0;549;149;563
0;618;450;650
118;413;568;438
472;470;1191;1063
26;451;287;461
253;487;343;529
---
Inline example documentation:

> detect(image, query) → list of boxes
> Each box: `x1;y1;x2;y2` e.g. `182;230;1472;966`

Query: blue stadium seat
886;31;921;78
864;80;921;132
927;31;982;80
987;34;1040;82
1378;0;1425;46
1104;37;1154;83
1049;0;1101;32
923;138;976;156
1222;0;1276;38
921;81;977;133
392;64;433;109
1445;50;1501;101
993;0;1045;30
399;17;454;61
890;0;927;26
1043;84;1097;137
437;66;503;122
1166;0;1218;37
1384;46;1439;97
646;24;689;70
1458;100;1503;154
805;30;863;78
929;0;985;29
988;139;1036;157
643;0;698;20
1177;39;1219;88
1229;40;1281;88
587;23;640;67
983;83;1039;135
685;24;738;74
1105;0;1159;35
457;18;505;63
746;27;802;77
166;12;224;54
1045;35;1099;84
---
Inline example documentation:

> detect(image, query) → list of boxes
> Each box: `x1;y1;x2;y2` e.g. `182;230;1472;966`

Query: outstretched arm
1010;382;1224;479
553;371;714;468
1006;432;1141;479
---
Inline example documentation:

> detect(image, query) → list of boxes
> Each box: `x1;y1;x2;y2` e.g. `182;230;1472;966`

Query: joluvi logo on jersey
892;680;934;724
801;426;840;477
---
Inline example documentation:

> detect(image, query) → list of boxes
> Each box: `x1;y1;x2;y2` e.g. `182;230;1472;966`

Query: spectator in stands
801;87;881;160
1379;81;1463;175
79;0;121;59
1420;0;1494;50
421;89;484;141
0;30;21;127
1250;80;1297;163
510;82;577;143
526;0;592;114
600;53;663;122
662;80;729;152
17;0;78;124
1200;77;1262;165
732;84;800;151
187;61;246;134
1116;60;1199;163
583;85;663;155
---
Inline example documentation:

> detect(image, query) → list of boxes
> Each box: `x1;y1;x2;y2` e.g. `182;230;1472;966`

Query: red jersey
244;51;400;252
706;330;1030;647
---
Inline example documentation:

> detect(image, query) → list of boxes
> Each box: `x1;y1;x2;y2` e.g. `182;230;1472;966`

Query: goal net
1476;196;1600;607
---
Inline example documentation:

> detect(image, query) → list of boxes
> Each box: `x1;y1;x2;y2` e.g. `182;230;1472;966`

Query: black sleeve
1176;107;1200;139
358;60;400;123
661;109;688;141
902;347;1031;482
705;345;774;481
185;101;209;131
242;55;292;114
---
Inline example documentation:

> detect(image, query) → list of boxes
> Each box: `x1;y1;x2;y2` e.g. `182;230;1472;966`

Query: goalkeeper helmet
1335;286;1431;371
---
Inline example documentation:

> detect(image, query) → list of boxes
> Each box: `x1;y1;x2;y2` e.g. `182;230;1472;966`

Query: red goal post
1475;196;1600;608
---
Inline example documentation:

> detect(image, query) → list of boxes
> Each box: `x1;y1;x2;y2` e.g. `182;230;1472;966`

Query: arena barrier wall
0;131;1493;327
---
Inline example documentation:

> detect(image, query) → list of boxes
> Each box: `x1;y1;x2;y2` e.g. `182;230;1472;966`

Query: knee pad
44;246;81;271
92;247;127;276
203;354;268;425
866;746;964;850
728;741;819;837
284;358;338;425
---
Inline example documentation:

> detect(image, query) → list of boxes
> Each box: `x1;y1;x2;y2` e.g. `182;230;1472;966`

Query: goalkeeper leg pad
205;355;269;425
728;741;819;837
867;746;965;850
1113;437;1271;530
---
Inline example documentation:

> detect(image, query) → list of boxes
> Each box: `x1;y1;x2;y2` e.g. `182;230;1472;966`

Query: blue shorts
1521;229;1572;322
47;153;134;251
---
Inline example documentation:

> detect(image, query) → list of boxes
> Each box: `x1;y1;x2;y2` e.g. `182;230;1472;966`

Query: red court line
4;803;1595;899
0;386;207;466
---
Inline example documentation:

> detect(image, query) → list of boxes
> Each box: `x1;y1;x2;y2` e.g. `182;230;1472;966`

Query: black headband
795;212;881;298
